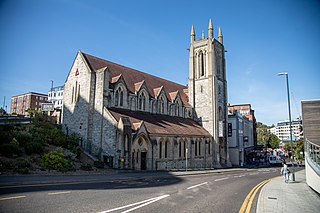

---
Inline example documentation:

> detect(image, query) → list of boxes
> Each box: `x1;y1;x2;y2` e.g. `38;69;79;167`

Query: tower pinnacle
218;27;223;44
208;19;213;39
190;25;195;43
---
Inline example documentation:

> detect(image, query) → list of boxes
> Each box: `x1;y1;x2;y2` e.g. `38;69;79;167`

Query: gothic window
183;141;186;157
198;51;206;78
179;141;182;158
138;92;146;111
115;91;119;106
175;103;179;117
164;141;168;158
120;90;123;106
198;140;201;156
159;96;165;114
195;141;198;156
115;87;124;107
71;86;74;103
159;141;162;159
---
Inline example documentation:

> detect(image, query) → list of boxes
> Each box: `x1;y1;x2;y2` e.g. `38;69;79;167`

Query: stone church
62;20;229;170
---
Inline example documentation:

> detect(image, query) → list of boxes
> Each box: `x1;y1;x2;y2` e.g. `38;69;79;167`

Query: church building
62;20;229;170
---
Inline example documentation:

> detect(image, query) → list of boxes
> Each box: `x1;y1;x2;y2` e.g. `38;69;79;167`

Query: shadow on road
0;171;184;195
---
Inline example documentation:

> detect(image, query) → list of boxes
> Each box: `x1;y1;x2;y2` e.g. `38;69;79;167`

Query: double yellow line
239;179;271;213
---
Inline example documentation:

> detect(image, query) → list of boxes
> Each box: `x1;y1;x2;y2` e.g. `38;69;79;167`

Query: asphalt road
0;167;292;213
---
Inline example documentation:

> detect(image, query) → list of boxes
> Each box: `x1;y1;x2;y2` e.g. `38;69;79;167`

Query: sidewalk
257;169;320;213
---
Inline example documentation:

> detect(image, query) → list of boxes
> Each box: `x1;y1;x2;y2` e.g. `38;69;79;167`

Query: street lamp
278;72;295;181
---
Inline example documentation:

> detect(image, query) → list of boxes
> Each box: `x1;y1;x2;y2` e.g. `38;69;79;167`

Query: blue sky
0;0;319;125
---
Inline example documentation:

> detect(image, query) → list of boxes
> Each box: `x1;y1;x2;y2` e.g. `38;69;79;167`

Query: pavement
257;169;320;213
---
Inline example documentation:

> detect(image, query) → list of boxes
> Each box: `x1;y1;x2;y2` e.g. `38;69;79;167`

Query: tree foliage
256;122;279;148
284;138;304;159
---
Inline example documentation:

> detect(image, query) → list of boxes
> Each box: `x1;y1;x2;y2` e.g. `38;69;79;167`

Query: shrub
80;163;93;171
24;142;43;155
94;160;105;169
41;149;72;172
0;143;22;158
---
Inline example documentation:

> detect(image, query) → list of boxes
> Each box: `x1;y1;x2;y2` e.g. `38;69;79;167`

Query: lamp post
278;72;295;181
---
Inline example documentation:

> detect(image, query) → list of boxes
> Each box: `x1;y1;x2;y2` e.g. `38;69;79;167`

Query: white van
268;156;282;166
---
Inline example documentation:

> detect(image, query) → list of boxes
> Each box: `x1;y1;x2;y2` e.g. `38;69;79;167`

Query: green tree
268;134;280;149
257;122;271;146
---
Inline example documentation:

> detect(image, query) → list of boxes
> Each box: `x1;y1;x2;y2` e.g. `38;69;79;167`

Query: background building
48;85;64;109
269;119;303;143
10;92;48;115
228;110;254;166
228;104;257;146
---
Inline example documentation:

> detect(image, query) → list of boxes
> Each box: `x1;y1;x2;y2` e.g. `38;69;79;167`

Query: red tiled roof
82;52;189;106
108;108;211;137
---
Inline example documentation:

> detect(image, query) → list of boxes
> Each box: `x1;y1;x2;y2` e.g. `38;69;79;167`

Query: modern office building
269;119;303;143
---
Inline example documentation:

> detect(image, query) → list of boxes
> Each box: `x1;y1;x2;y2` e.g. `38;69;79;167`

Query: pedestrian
280;161;290;183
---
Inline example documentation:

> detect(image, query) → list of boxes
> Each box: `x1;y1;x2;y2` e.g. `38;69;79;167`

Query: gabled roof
82;52;189;106
108;108;211;137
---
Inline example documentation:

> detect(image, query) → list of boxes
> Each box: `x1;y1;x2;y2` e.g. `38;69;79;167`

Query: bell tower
188;19;229;167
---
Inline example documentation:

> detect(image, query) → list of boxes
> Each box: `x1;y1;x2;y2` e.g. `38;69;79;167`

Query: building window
175;103;179;116
195;141;198;156
179;141;182;157
138;93;146;111
120;91;123;106
71;87;74;103
159;141;162;159
115;91;119;106
198;51;205;77
164;141;168;158
159;96;165;114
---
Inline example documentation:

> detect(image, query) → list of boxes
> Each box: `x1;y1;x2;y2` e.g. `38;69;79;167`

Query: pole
278;72;295;181
285;74;295;181
50;80;54;103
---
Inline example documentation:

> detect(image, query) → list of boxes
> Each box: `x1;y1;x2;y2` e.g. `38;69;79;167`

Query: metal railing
305;138;320;175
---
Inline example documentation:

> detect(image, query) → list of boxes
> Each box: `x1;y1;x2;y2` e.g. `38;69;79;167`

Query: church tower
188;19;229;167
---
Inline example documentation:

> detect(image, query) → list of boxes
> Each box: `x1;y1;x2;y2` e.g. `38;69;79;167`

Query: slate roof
82;52;189;106
108;108;211;137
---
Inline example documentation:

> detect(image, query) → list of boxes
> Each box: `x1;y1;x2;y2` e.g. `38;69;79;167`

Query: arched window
120;90;123;106
115;87;124;107
199;51;205;77
138;92;146;111
159;96;165;114
115;91;119;106
195;141;198;156
175;103;179;116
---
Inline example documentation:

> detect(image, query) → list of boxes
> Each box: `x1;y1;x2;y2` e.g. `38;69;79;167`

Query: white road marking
234;175;245;178
186;182;208;190
214;177;229;181
249;172;259;175
48;191;71;195
98;194;170;213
